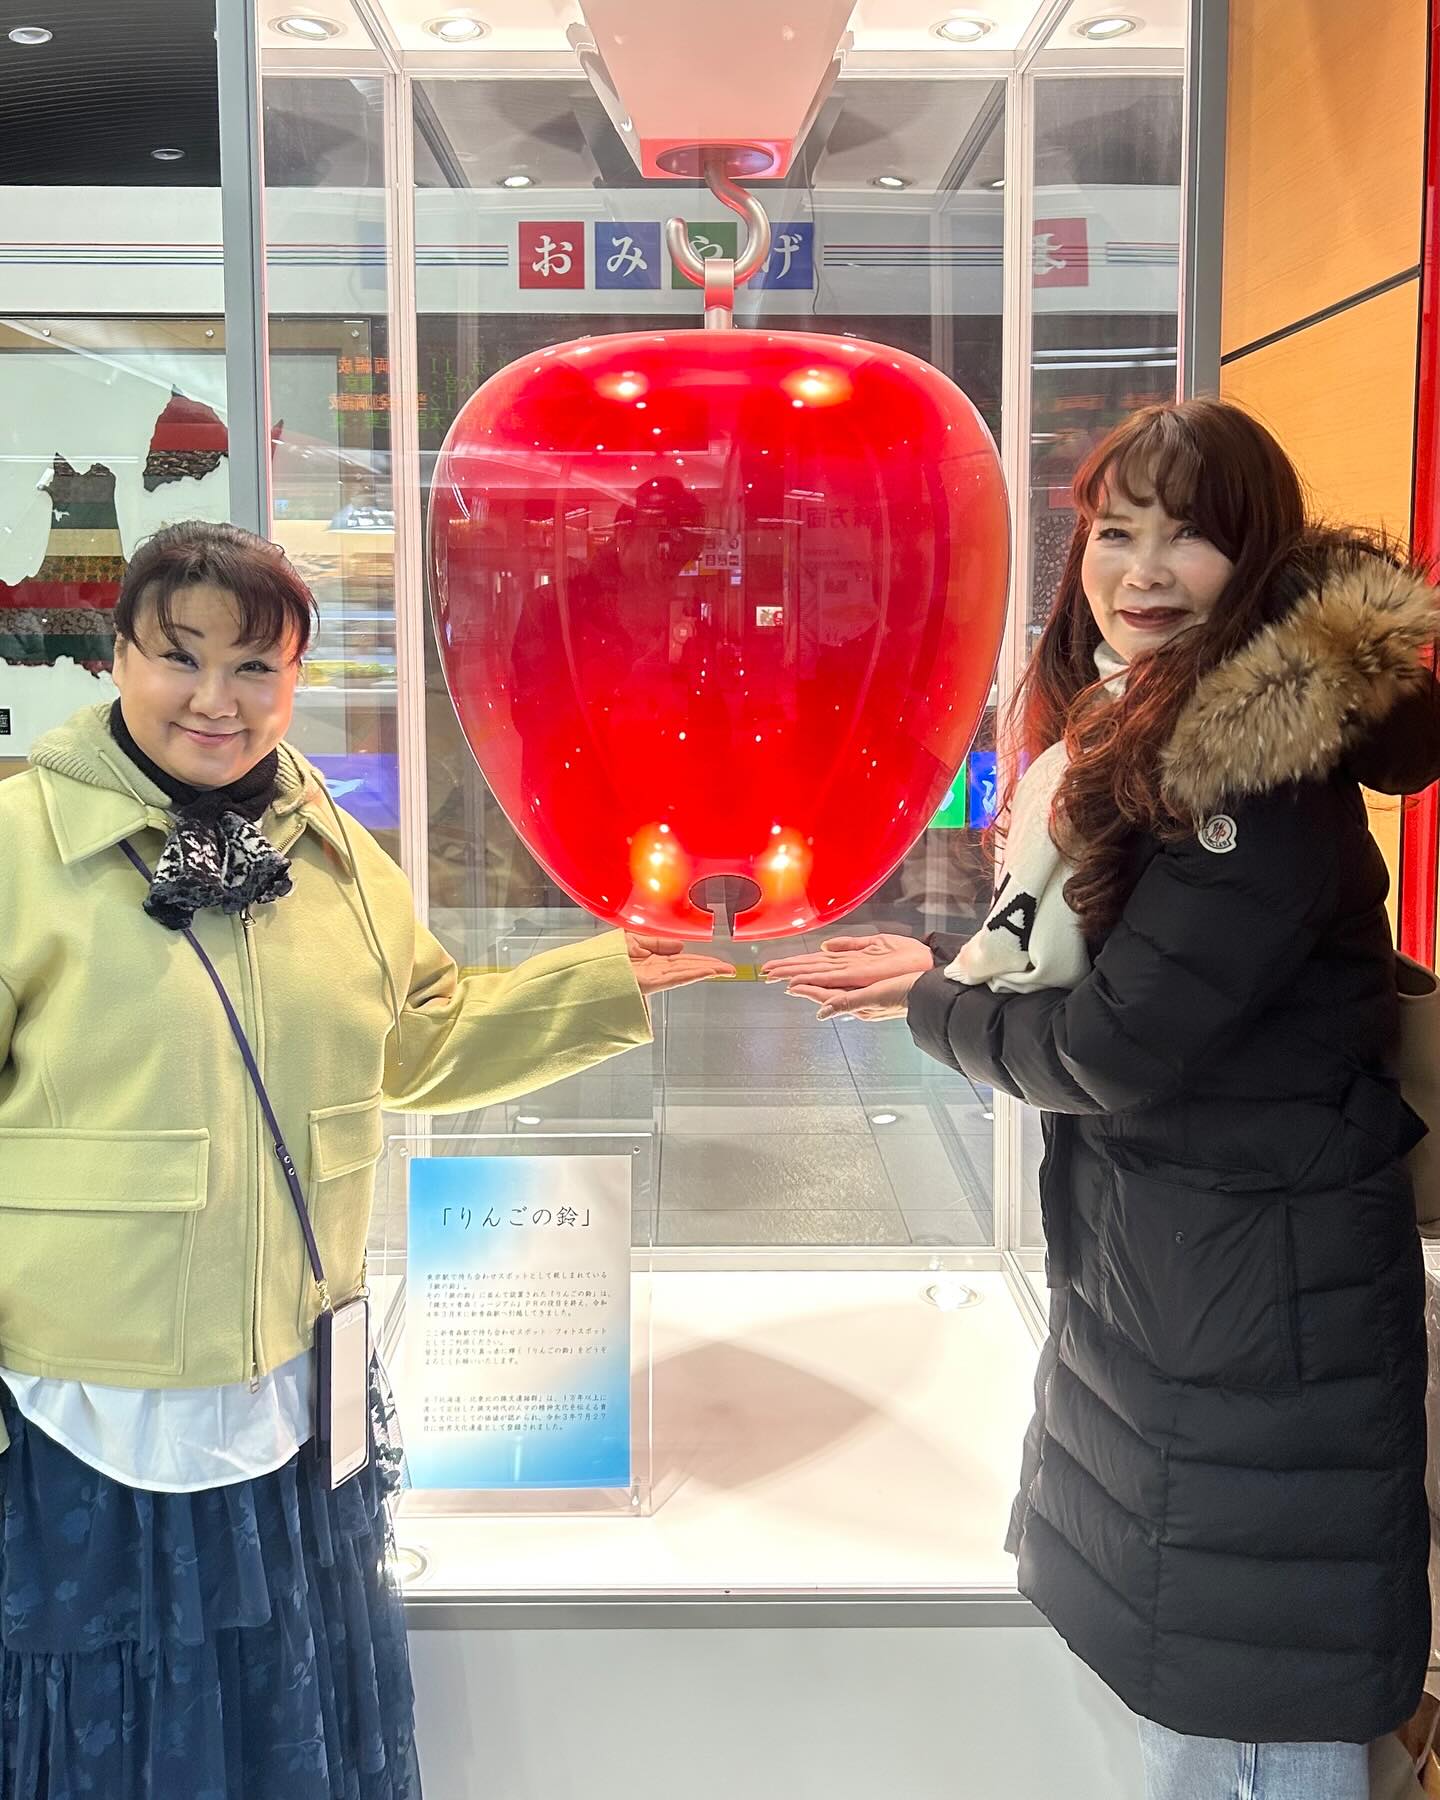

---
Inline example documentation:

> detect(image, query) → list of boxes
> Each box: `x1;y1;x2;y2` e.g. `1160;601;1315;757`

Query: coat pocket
1101;1164;1300;1390
0;1127;209;1376
297;1095;383;1335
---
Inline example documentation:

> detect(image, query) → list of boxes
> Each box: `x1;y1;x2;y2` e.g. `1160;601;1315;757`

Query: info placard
403;1153;632;1491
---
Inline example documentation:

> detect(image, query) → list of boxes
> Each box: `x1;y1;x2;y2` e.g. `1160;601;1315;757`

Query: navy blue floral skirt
0;1371;421;1800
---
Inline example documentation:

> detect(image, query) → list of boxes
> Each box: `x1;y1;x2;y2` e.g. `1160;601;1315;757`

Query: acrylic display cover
428;327;1009;939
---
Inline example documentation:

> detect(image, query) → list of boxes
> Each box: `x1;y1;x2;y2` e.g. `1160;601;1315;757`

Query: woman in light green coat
0;519;731;1799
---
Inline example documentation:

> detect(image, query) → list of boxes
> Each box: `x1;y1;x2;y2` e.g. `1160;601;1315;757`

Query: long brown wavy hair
1013;397;1370;941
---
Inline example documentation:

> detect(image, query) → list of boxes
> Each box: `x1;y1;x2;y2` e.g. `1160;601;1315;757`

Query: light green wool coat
0;704;652;1434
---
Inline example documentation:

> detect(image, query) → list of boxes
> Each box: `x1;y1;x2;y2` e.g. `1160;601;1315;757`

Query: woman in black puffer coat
767;399;1440;1799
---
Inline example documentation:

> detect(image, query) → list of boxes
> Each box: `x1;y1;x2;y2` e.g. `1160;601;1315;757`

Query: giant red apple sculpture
428;328;1009;939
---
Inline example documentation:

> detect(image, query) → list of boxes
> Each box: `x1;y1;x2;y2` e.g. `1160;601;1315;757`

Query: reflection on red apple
428;328;1009;939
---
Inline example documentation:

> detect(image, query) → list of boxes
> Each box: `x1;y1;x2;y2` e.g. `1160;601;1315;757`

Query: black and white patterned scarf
108;702;294;931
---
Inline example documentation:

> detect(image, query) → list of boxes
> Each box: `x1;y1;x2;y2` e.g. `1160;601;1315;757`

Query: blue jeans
1137;1719;1368;1800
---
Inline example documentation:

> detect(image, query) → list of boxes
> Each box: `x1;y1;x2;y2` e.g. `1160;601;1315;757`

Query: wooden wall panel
1223;0;1426;356
1370;794;1405;918
1220;279;1421;539
1221;275;1422;933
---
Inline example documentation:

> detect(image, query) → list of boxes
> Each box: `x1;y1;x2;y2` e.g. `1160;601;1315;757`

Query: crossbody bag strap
118;838;332;1310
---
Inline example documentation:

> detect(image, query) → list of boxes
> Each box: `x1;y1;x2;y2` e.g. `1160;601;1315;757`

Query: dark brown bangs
1074;407;1202;527
144;568;296;656
116;521;318;660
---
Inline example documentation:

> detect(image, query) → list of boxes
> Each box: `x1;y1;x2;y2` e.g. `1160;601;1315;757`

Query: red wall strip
1400;0;1440;965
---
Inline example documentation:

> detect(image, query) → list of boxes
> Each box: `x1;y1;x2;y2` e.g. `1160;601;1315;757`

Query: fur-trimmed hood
1160;553;1440;820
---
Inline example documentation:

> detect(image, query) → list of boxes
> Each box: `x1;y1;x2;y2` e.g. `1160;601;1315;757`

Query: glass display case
0;0;1191;1619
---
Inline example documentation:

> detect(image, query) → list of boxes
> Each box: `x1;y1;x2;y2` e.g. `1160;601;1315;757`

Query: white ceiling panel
256;1;1183;59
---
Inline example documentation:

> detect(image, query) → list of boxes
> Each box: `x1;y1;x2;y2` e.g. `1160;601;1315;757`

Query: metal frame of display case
404;1590;1044;1630
1180;0;1228;398
215;1;1218;1357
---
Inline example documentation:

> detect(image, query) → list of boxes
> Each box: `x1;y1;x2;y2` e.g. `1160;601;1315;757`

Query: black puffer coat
910;554;1440;1743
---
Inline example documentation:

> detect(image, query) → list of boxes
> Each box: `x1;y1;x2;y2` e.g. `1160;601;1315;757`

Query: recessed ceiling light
7;25;52;44
272;14;342;40
932;13;994;42
425;13;487;40
1074;12;1141;39
151;146;186;162
500;172;534;188
872;174;911;190
871;1112;899;1126
988;175;1005;189
516;1113;542;1126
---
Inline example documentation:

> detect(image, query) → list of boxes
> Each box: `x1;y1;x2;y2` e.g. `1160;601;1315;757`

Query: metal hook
664;147;773;329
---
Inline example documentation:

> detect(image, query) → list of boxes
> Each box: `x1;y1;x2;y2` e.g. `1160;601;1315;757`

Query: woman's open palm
625;935;737;995
760;932;932;991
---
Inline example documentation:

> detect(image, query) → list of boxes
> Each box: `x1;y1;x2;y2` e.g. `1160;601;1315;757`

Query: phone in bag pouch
314;1296;371;1489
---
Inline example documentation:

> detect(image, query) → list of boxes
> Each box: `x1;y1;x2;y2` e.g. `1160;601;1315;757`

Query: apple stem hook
664;147;773;331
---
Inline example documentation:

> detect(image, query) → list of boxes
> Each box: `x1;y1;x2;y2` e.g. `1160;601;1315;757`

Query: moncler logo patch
1198;814;1238;854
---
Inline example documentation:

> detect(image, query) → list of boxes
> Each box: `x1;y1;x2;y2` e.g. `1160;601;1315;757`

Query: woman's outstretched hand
781;969;926;1021
625;934;738;995
760;932;933;990
760;932;934;1022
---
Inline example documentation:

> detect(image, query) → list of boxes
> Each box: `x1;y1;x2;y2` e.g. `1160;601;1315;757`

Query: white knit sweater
945;644;1126;995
